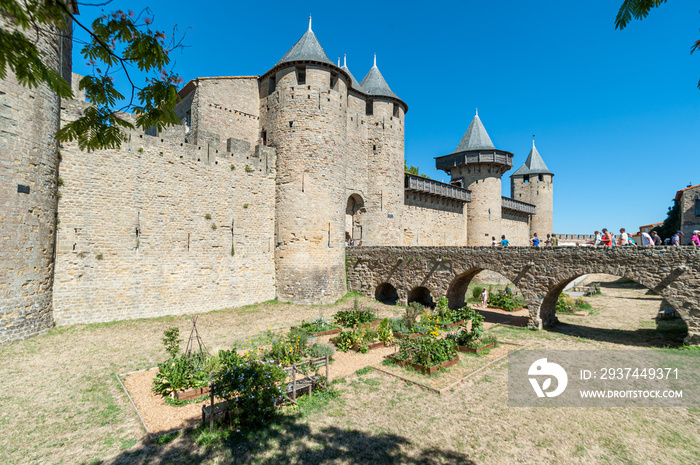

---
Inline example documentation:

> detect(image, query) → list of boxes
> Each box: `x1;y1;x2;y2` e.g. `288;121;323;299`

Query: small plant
393;334;457;368
138;147;144;153
307;342;335;359
230;164;235;170
245;165;254;173
447;307;486;346
211;223;217;230
403;301;423;328
243;204;249;208
57;177;64;186
333;308;377;328
377;318;394;344
230;244;235;256
162;327;183;358
299;317;339;334
96;254;103;260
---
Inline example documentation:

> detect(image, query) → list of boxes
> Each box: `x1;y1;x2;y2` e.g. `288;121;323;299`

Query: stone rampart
52;99;276;325
346;246;700;344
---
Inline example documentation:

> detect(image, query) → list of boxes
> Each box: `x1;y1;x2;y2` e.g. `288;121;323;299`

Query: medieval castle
0;18;554;344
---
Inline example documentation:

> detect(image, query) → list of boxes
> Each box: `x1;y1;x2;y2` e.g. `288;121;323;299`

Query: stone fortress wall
53;96;277;325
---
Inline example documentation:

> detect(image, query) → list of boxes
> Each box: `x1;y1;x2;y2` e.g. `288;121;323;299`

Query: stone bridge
345;246;700;344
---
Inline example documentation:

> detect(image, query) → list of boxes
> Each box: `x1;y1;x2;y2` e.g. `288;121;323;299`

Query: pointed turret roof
340;55;364;92
452;110;496;153
360;55;399;99
512;140;553;176
276;17;334;67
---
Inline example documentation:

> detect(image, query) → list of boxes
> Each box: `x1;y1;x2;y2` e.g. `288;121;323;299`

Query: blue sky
72;0;700;234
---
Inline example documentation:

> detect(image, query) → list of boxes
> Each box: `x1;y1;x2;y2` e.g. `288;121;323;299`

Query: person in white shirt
618;228;629;246
641;232;654;246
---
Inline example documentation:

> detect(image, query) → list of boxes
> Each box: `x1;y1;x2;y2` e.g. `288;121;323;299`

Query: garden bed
385;354;460;375
330;337;388;352
457;342;496;354
294;326;342;337
439;320;466;328
394;332;421;340
175;386;211;401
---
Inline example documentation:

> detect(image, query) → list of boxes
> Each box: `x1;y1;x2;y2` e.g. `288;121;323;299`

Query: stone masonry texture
0;15;70;345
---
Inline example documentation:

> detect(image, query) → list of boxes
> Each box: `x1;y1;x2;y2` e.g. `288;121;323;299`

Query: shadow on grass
103;413;475;465
477;308;529;327
550;318;688;347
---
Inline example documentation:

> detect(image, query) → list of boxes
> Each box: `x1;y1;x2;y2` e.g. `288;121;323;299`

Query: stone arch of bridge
375;282;399;305
407;286;435;308
540;268;689;332
445;266;526;309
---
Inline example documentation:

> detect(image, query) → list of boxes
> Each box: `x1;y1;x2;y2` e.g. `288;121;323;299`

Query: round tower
358;55;407;245
0;11;74;344
510;140;554;239
435;111;513;246
259;19;350;304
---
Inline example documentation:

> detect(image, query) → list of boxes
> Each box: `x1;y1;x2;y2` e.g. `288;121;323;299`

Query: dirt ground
0;275;697;464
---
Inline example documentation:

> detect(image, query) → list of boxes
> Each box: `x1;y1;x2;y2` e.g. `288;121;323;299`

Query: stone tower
435;111;514;246
259;20;350;304
0;8;74;344
358;55;406;245
511;140;554;238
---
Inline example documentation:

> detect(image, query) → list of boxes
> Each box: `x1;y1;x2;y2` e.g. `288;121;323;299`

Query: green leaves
615;0;668;30
1;2;184;151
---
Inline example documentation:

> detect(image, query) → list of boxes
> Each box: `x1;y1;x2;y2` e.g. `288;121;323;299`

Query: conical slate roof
276;19;334;67
340;55;364;92
360;56;398;99
452;111;496;153
512;141;553;176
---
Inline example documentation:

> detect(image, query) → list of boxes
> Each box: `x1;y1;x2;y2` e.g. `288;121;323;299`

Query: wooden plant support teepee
184;315;209;360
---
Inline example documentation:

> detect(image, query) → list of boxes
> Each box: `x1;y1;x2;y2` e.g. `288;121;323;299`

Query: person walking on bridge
530;233;540;247
671;230;683;246
594;230;602;246
651;231;662;246
601;228;613;246
692;230;700;247
618;228;629;246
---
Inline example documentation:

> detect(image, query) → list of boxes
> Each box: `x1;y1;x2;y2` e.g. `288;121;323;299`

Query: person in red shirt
601;228;613;246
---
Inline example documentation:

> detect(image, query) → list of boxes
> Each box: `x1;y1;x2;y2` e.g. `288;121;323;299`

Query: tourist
651;231;662;246
492;236;497;247
357;241;362;246
349;238;355;246
671;230;683;246
545;234;552;246
691;230;700;247
618;228;629;246
481;287;488;308
593;230;602;246
601;228;613;246
500;235;509;247
641;231;654;246
530;233;540;246
551;234;558;246
628;236;637;246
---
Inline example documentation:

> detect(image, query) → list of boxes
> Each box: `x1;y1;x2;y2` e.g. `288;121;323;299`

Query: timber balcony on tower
404;174;471;202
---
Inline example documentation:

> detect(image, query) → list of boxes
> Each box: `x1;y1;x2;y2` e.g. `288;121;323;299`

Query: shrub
488;290;525;311
403;301;424;328
472;286;483;300
333;309;376;327
393;335;457;368
299;317;339;334
447;307;486;346
389;318;411;335
152;355;194;396
162;327;182;358
377;318;394;344
266;331;307;366
210;359;286;429
307;343;335;359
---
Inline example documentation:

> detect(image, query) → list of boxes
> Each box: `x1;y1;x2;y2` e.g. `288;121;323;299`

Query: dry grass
0;277;698;464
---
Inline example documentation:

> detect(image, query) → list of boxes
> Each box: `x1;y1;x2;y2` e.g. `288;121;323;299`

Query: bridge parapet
345;246;700;345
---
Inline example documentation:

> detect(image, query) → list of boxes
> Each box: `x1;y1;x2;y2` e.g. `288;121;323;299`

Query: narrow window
296;67;306;85
695;198;700;217
365;100;373;116
330;72;338;90
268;74;276;94
185;110;192;127
538;174;543;182
524;175;529;183
393;103;399;117
261;130;267;146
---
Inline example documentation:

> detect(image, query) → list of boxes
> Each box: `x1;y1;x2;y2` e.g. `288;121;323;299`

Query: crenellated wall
52;99;276;325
